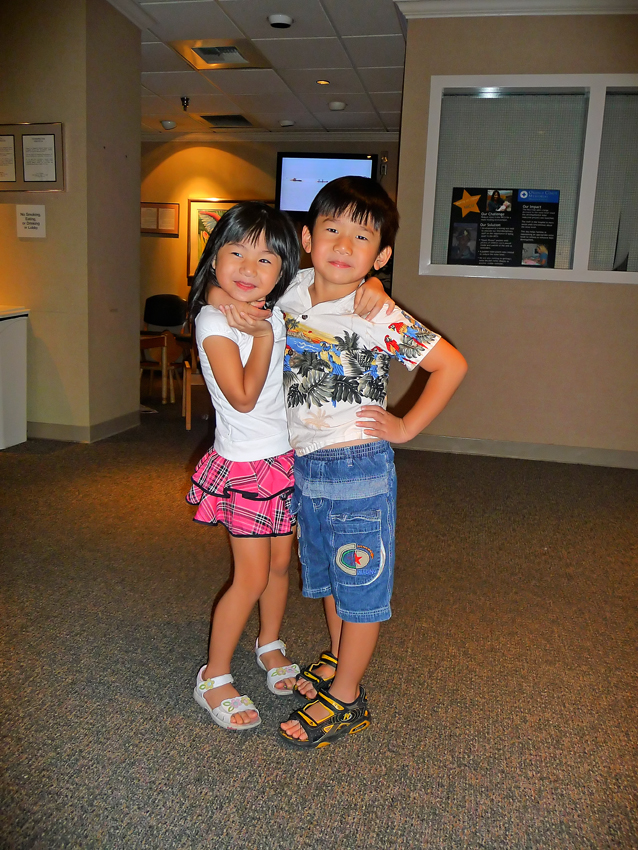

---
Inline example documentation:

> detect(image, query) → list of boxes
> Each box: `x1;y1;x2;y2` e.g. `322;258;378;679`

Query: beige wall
393;15;638;456
0;0;140;439
140;139;399;306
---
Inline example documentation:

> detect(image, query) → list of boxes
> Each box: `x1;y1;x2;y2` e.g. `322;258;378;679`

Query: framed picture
0;123;64;192
141;202;179;236
187;199;274;280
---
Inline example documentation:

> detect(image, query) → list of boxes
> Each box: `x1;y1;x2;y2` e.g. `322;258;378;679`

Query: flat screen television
275;152;378;216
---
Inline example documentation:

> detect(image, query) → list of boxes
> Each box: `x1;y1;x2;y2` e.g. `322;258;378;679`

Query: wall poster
0;123;64;192
448;188;559;268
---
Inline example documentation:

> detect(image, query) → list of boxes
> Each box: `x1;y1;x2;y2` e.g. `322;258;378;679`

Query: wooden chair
140;330;183;404
182;332;206;429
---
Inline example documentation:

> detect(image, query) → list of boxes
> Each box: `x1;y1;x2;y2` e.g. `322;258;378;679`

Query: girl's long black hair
188;202;299;322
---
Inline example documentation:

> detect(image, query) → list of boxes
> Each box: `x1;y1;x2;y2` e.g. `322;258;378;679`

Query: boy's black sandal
279;686;371;749
295;651;338;696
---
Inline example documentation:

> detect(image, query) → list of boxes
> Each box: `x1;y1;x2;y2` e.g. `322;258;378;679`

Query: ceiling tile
380;112;402;130
220;0;335;40
313;111;384;130
369;91;403;112
278;68;364;94
229;92;308;113
141;94;184;115
343;35;405;69
140;1;243;41
321;0;404;37
142;71;217;96
253;37;351;70
300;91;375;112
242;112;324;130
180;93;239;113
143;114;211;132
142;42;193;72
357;67;404;92
200;68;292;95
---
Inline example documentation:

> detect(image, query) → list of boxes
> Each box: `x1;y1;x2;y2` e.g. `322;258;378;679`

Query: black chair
143;294;187;333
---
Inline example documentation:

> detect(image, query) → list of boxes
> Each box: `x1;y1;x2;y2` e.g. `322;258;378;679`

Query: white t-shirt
278;269;441;456
195;305;291;462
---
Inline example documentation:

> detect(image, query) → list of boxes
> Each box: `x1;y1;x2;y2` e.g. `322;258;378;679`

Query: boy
277;176;467;748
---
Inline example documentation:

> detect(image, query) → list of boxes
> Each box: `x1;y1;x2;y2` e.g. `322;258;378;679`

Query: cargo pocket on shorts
330;510;385;587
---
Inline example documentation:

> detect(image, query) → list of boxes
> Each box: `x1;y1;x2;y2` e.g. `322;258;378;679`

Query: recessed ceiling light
160;119;177;130
279;119;295;127
316;80;330;85
328;101;346;111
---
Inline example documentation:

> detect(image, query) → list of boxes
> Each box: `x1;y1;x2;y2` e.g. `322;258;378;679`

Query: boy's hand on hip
356;406;411;443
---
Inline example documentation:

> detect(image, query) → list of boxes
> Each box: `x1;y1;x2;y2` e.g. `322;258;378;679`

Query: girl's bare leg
281;621;380;740
256;534;297;690
295;594;342;698
203;536;270;725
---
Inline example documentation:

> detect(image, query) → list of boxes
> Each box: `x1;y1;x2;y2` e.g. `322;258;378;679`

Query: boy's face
302;211;392;292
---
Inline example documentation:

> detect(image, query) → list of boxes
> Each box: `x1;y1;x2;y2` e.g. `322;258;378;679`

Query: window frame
419;74;638;283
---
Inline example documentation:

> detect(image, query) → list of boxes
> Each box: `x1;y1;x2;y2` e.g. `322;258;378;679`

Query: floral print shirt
277;269;440;456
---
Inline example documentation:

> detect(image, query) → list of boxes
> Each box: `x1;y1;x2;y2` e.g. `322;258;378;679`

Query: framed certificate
0;123;64;192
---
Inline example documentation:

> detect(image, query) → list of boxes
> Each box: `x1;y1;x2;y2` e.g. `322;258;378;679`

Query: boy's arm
353;276;394;320
356;338;467;442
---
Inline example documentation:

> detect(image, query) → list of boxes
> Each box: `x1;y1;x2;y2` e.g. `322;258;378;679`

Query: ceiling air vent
201;114;254;129
192;46;249;65
170;39;270;70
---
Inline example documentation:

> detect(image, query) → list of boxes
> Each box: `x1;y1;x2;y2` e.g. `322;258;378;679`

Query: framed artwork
141;202;179;236
187;199;274;280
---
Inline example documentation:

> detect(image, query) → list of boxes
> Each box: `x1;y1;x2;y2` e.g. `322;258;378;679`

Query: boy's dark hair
305;175;400;252
188;201;299;321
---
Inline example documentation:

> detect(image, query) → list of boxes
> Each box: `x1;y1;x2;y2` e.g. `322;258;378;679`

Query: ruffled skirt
186;447;296;537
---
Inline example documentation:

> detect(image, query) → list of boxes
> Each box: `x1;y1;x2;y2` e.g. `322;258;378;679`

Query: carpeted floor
1;404;637;849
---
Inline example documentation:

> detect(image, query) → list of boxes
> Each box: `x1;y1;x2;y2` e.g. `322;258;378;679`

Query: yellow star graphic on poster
453;190;481;217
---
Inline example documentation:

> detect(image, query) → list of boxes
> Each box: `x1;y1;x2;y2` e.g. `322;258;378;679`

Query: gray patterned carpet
1;404;637;849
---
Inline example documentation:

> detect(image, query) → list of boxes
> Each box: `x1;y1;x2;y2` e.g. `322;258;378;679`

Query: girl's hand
207;286;272;319
219;303;273;339
356;405;411;443
354;277;395;320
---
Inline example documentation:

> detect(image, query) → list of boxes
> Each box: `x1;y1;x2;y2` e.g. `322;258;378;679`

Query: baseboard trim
27;411;140;443
400;434;638;470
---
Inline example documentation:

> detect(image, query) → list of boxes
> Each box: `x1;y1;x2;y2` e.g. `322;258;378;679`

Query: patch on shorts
336;544;376;576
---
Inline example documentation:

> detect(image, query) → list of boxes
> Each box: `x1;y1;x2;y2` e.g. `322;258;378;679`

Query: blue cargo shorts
291;441;397;623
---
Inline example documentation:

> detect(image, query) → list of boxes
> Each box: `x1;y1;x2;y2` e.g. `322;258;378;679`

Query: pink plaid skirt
186;447;295;537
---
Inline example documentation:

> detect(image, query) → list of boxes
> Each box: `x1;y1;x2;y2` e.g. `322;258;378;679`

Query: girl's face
212;233;282;303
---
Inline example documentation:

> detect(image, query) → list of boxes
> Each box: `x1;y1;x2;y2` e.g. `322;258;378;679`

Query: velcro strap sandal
296;651;338;696
193;667;261;730
255;639;300;696
279;686;371;748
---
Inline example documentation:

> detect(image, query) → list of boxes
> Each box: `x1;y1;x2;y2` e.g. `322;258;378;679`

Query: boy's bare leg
281;621;380;740
295;594;342;698
257;534;297;690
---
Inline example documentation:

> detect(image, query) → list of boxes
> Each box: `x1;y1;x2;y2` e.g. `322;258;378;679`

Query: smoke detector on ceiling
329;101;347;111
160;120;176;130
268;14;293;28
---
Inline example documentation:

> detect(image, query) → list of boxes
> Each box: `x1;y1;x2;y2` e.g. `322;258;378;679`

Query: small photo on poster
486;189;513;212
450;223;478;261
522;243;549;266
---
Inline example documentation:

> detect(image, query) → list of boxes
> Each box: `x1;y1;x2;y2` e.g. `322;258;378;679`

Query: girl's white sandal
255;639;301;696
193;667;261;730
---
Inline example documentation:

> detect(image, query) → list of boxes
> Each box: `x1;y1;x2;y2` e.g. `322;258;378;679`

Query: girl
188;202;395;731
188;202;301;731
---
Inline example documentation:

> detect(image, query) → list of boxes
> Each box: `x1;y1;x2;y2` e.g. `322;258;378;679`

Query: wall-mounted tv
275;152;378;216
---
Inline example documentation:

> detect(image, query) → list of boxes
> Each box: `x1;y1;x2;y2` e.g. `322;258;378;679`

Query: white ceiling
127;0;406;140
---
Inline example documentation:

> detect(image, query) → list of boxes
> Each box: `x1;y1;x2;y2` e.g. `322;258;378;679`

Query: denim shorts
291;441;397;623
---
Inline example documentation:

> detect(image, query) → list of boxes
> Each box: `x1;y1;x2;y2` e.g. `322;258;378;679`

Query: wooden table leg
161;343;168;404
